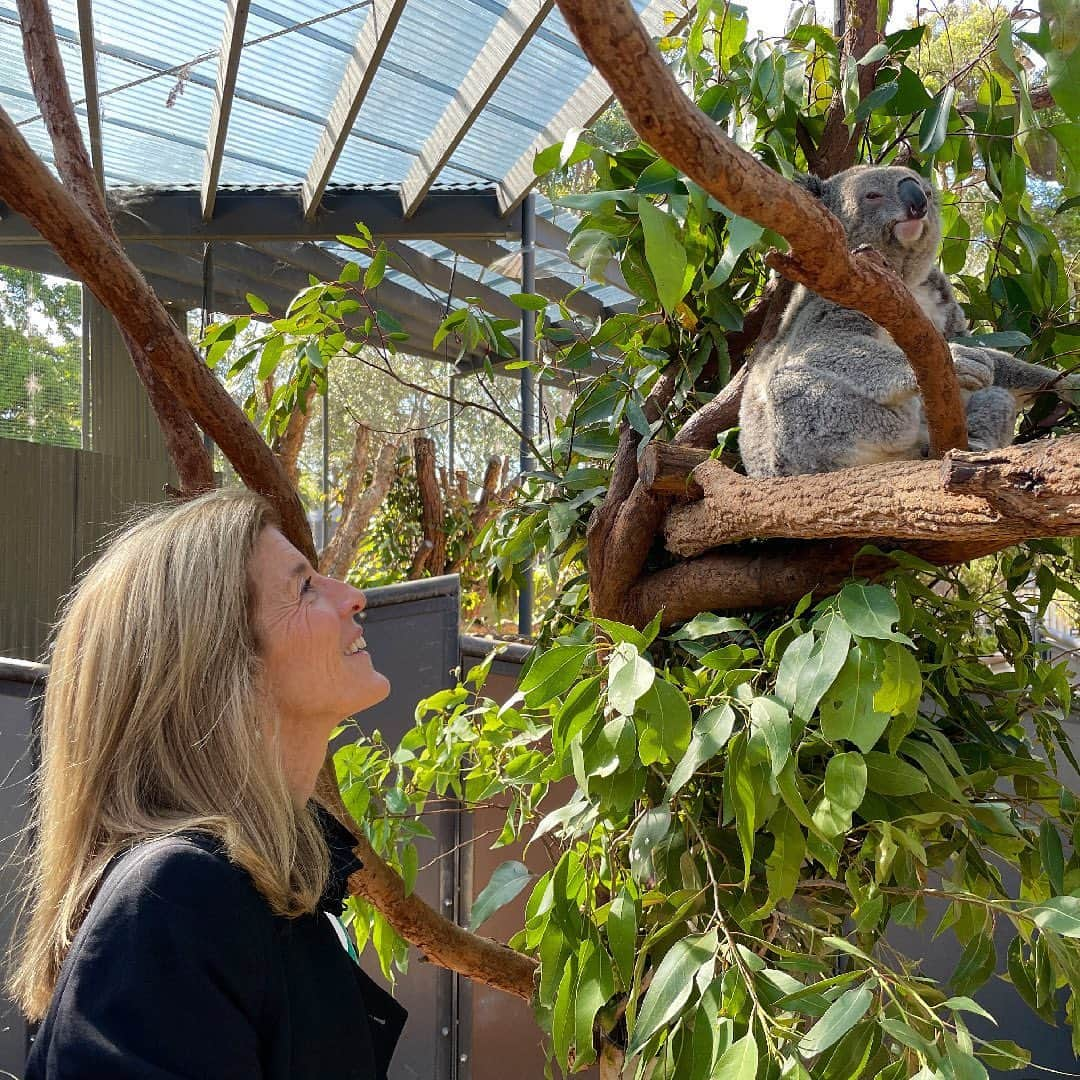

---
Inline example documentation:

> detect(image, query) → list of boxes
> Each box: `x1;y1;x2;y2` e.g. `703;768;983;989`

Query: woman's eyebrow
288;562;311;583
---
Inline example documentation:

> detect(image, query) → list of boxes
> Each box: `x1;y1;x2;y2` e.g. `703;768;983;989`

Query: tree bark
809;0;884;177
275;383;318;488
319;435;400;581
413;437;447;576
552;0;966;459
662;441;1080;555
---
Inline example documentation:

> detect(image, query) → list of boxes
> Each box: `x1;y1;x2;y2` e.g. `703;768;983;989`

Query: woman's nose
347;586;366;620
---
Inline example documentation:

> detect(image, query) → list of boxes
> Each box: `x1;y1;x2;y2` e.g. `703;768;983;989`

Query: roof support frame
75;0;104;187
201;0;253;222
302;0;409;220
399;0;555;218
0;189;517;245
496;0;690;215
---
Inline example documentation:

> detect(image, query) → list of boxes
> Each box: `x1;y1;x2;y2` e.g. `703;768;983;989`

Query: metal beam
399;0;554;218
497;0;690;215
302;0;408;219
201;0;252;222
441;236;605;320
0;188;515;245
384;241;520;321
75;0;104;188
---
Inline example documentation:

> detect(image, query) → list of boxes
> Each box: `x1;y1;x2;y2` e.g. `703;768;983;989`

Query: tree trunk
413;437;447;576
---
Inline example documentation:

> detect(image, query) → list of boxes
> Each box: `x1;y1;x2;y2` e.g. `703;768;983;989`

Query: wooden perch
661;436;1080;555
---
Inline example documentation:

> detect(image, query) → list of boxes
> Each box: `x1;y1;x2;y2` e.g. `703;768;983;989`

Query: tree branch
276;383;318;488
413;437;447;577
319;434;400;580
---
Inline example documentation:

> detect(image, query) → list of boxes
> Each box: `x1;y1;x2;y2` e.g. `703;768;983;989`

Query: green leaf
749;696;792;775
509;293;549;312
863;750;928;796
606;888;637;988
519;645;590;707
339;260;361;283
626;931;717;1056
794;616;851;721
364;245;388;289
246;292;269;315
665;704;735;800
637;198;689;314
774;631;815;710
401;842;418;897
838;584;904;641
873;641;922;716
813;752;867;836
854;81;899;120
819;647;889;753
630;806;671;884
1040;820;1066;896
799;984;874;1055
573;936;614;1069
760;806;805;915
728;735;768;886
533;139;592;175
636;677;692;766
918;84;956;154
708;215;764;287
608;642;655;716
941;996;996;1024
1028;894;1080;936
670;614;749;640
712;1033;758;1079
256;334;284;381
976;1040;1031;1071
469;860;533;930
951;932;996;996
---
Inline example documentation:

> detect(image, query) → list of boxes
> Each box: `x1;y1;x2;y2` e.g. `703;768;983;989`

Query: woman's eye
301;575;315;597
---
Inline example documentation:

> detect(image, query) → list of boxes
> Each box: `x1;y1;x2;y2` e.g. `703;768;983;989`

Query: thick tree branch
653;434;1080;560
17;0;212;494
314;773;537;1002
275;383;318;488
413;437;447;577
553;0;966;459
319;434;400;580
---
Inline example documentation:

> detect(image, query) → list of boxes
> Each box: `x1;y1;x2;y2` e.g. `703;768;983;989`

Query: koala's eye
864;192;884;201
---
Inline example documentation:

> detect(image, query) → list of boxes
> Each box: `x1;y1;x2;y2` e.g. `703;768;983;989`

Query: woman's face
250;527;390;739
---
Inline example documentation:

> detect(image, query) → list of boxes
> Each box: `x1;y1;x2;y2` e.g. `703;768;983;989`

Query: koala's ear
792;173;826;199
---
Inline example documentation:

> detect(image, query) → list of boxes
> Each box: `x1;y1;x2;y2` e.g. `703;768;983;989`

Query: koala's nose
898;177;928;220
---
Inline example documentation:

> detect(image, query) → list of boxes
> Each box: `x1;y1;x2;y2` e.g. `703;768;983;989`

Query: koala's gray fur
738;165;1075;477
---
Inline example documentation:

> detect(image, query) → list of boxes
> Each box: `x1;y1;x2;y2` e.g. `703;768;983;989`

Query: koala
738;165;1075;477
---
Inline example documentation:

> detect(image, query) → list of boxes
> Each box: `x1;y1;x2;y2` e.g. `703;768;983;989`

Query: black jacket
26;813;406;1079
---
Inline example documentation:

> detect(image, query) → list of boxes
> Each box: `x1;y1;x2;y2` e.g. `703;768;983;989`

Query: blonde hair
9;488;329;1021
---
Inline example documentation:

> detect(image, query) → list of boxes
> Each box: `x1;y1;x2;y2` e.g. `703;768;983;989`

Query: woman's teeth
345;636;366;655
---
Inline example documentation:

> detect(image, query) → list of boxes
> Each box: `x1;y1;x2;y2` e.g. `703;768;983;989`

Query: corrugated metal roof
2;0;690;315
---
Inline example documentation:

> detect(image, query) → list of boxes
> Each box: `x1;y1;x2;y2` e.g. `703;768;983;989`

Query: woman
10;488;406;1078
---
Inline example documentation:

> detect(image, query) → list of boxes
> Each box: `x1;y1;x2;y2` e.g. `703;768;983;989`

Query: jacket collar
313;803;364;912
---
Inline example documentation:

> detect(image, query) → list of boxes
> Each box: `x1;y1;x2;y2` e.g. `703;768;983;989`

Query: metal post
200;243;216;464
518;194;536;636
448;371;457;476
321;384;330;551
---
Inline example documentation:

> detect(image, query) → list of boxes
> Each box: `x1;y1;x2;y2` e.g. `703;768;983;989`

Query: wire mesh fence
0;265;83;449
